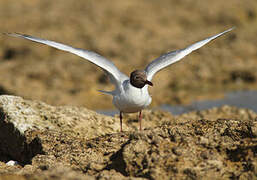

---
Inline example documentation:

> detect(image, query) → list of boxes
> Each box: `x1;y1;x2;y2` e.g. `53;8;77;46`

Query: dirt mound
0;95;256;179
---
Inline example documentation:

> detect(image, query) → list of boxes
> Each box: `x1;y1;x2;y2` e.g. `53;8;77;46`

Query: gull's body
112;80;151;113
6;27;234;131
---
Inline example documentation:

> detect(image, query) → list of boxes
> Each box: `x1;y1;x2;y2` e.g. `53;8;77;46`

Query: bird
5;27;234;132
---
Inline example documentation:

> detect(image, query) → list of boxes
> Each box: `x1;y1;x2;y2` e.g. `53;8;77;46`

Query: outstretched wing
145;28;234;81
5;33;128;88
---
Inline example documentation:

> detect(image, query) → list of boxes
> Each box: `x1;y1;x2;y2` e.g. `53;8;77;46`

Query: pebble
6;160;18;166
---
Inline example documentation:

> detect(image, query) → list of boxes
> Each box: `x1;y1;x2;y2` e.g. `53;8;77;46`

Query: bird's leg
120;111;123;132
139;110;142;131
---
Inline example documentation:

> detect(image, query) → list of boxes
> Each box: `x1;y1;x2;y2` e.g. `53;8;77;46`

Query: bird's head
130;70;153;88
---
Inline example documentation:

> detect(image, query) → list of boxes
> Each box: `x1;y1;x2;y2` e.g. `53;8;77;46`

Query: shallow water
97;91;257;116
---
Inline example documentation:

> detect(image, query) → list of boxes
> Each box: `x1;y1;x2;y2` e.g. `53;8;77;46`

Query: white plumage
6;27;234;131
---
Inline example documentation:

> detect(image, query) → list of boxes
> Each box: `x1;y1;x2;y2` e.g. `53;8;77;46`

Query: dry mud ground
0;0;256;110
0;95;256;180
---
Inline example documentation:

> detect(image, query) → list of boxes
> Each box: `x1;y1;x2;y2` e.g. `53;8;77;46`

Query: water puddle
97;91;257;116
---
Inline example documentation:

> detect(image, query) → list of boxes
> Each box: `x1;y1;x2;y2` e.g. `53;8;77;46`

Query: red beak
145;80;153;86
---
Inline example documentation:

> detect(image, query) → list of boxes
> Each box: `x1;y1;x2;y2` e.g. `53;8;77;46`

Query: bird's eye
135;76;139;79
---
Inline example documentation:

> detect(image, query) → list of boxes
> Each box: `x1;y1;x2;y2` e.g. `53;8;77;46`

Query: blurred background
0;0;256;111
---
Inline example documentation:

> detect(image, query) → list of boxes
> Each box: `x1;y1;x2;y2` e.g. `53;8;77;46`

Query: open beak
145;80;153;86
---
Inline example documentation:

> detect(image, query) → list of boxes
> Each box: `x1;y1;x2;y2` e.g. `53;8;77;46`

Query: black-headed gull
5;28;234;132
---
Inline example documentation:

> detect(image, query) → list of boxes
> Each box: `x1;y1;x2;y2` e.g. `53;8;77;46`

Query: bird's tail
98;90;114;96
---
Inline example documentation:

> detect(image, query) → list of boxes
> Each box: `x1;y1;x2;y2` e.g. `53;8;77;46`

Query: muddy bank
0;95;256;179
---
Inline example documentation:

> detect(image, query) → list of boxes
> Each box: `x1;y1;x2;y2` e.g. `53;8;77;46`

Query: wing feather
5;33;128;88
145;28;234;81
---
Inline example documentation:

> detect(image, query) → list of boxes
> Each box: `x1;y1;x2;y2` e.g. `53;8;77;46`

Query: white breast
112;80;152;113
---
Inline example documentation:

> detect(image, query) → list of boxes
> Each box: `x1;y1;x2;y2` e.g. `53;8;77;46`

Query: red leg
139;110;142;131
120;112;123;132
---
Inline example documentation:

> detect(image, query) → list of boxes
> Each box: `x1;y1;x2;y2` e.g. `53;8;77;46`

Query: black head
130;70;153;88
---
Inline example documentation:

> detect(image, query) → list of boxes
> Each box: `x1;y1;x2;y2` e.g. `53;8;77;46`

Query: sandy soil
0;0;256;110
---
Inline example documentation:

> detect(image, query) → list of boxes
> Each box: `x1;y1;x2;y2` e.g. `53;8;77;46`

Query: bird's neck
124;80;149;93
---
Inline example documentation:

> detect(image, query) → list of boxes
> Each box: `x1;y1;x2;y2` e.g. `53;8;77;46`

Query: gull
5;27;234;132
